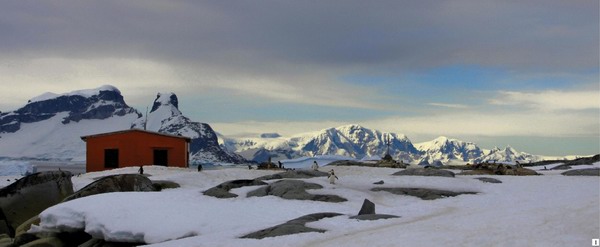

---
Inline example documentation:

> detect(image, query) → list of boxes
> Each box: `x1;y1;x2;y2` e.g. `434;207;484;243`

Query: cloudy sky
0;0;598;156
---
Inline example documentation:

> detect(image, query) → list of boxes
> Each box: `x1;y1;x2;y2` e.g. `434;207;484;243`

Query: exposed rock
255;170;329;181
459;163;539;176
0;171;73;237
561;168;600;176
79;238;142;247
474;177;502;183
349;214;400;221
20;236;66;247
372;187;477;200
13;215;40;246
20;231;93;247
358;199;375;215
152;180;181;191
393;168;455;177
0;234;11;246
513;167;539;176
241;212;342;239
550;164;572;170
373;180;384;185
247;180;347;202
328;160;371;167
203;179;267;198
63;174;155;202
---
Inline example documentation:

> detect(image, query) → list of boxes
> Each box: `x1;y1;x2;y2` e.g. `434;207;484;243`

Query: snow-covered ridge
223;125;550;165
28;85;120;103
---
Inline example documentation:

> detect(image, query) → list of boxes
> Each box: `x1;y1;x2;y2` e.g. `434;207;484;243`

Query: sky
0;0;598;156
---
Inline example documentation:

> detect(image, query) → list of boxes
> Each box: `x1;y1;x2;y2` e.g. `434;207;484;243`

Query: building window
104;149;119;168
154;149;168;166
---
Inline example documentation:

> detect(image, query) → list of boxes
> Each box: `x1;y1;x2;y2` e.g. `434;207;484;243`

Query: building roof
81;128;192;142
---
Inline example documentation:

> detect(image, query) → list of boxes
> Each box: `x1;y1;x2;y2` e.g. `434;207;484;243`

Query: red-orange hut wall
84;131;189;172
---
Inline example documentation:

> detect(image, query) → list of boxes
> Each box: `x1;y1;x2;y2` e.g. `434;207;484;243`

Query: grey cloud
0;0;597;75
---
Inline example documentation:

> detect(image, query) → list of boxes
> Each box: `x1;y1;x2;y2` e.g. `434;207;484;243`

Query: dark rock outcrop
0;171;73;237
13;215;40;246
550;164;572;170
349;214;400;221
373;180;384;185
255;170;329;181
393;168;455;177
203;179;267;198
474;177;502;183
241;212;342;239
247;180;347;202
349;198;400;221
152;180;181;191
459;163;539;176
561;168;600;176
357;199;375;215
372;187;477;200
63;174;156;202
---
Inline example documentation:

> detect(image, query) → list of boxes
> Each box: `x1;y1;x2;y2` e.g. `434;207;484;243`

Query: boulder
152;180;181;191
241;212;342;239
255;170;329;181
203;179;267;198
513;167;539;176
13;215;40;246
373;180;384;185
247;180;347;202
63;174;155;202
357;199;375;215
562;168;600;176
20;231;93;247
0;234;11;246
0;171;73;237
393;168;455;177
20;236;65;247
372;187;477;200
474;177;502;183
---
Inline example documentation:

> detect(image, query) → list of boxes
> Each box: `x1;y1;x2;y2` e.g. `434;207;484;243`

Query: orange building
81;129;191;172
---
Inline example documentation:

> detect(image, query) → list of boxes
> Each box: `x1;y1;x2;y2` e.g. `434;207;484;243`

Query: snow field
26;164;600;247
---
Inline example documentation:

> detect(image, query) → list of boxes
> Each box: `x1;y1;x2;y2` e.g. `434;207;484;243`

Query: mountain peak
28;85;120;103
434;136;450;142
336;124;366;131
151;93;179;113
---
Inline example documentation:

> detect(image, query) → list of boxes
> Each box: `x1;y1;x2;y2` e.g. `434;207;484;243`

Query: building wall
85;131;189;172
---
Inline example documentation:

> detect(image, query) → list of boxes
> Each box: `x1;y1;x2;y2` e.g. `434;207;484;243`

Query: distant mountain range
221;125;550;165
0;85;577;165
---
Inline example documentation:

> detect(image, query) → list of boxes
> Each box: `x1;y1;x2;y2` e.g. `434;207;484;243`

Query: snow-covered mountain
415;136;485;165
222;124;422;163
223;125;545;165
0;86;243;164
0;85;141;161
131;93;244;164
478;145;541;163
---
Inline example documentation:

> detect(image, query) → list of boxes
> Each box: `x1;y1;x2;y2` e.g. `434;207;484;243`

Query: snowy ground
15;163;600;246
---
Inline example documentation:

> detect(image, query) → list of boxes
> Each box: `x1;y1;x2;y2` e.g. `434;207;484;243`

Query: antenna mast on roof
144;106;149;130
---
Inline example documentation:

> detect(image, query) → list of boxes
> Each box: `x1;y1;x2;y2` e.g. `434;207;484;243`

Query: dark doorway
104;149;119;168
154;149;168;166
